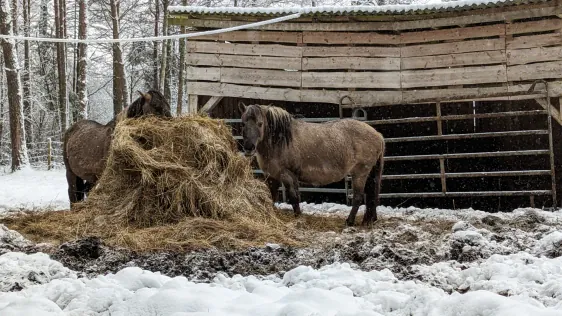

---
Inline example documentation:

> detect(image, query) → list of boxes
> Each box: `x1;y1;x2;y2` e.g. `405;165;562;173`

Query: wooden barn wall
174;1;562;107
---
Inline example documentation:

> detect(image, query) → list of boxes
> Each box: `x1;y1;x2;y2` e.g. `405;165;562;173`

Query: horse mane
126;94;146;118
248;104;294;148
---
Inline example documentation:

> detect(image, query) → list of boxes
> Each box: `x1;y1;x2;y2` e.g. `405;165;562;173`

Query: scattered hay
4;114;305;251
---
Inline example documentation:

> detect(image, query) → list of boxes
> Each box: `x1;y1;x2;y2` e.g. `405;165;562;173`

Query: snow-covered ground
1;167;562;315
0;167;69;213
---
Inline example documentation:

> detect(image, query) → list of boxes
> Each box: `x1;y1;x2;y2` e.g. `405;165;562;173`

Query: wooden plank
303;46;400;57
507;18;562;35
507;46;562;65
401;38;505;57
186;30;302;44
302;71;401;89
507;33;562;49
508;81;562;97
302;31;399;44
402;86;508;103
186;66;220;81
187;53;302;70
507;60;562;81
187;94;198;114
187;81;402;105
534;98;562;126
400;24;505;44
220;68;301;87
303;57;400;71
200;96;223;113
187;41;303;57
402;50;506;70
401;64;507;88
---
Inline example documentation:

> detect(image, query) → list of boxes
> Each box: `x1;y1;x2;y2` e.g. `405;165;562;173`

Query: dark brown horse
239;103;385;226
63;90;172;206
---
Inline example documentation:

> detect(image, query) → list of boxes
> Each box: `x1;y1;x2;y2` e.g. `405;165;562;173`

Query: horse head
127;90;172;119
239;102;293;157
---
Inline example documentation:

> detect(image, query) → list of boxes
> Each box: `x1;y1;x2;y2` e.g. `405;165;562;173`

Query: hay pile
40;114;300;250
79;115;274;227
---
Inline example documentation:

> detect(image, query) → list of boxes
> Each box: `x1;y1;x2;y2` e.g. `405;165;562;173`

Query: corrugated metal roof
168;0;549;16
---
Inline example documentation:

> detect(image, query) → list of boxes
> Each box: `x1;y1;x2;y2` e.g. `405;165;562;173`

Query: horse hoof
345;220;355;227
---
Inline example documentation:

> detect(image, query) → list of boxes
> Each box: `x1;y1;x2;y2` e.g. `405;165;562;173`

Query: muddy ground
2;208;560;292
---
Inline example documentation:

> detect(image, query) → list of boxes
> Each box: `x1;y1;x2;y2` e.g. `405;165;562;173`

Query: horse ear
238;101;247;113
137;90;151;103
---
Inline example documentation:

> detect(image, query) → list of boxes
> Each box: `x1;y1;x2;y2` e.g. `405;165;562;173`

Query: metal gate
224;80;557;208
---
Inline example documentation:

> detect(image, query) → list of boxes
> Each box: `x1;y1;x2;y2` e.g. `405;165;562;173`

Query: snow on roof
168;0;546;16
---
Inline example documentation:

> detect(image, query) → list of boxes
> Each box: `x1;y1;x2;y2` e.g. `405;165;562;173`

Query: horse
239;103;385;227
63;90;172;207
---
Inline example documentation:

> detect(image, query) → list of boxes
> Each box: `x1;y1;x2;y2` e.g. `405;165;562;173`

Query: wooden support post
199;96;223;114
187;94;198;114
559;96;562;122
436;102;443;136
440;158;447;193
47;138;52;170
530;195;535;208
535;98;562;126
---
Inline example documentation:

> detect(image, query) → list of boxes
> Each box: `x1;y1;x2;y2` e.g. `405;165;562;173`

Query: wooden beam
506;18;562;35
402;50;506;69
303;57;400;71
400;24;505;44
303;46;400;57
188;41;303;57
302;31;399;45
507;46;562;65
506;33;562;50
187;53;302;70
302;71;401;89
401;38;505;57
507;60;562;81
187;94;199;114
401;64;507;88
534;98;562;126
199;96;223;113
186;30;303;44
221;68;301;87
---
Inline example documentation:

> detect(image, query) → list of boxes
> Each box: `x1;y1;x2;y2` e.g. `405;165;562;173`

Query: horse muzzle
243;149;256;157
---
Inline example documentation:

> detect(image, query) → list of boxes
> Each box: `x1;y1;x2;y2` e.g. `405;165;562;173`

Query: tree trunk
0;0;30;171
75;0;88;121
152;0;159;89
159;0;168;93
22;0;32;145
110;0;128;115
55;0;68;138
177;0;187;116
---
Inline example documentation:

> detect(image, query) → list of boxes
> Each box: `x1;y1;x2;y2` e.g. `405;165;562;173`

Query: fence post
47;138;52;170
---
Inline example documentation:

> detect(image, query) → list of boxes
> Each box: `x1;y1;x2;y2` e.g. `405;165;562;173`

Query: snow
0;168;69;213
1;252;562;315
169;0;517;15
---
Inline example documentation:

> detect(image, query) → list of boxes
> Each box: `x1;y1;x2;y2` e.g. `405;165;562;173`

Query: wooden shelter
168;0;562;211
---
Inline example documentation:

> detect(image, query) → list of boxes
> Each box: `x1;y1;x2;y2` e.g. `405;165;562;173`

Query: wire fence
0;139;64;170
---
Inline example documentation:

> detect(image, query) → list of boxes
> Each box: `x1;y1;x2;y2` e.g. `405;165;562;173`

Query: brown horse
239;103;385;226
63;90;172;206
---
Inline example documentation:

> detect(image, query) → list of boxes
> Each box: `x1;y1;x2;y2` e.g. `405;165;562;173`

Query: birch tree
0;0;30;171
75;0;89;120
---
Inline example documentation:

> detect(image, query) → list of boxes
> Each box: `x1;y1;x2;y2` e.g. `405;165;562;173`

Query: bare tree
159;0;169;93
22;0;32;145
55;0;68;136
75;0;88;120
152;0;159;89
176;0;187;116
0;0;30;171
110;0;129;115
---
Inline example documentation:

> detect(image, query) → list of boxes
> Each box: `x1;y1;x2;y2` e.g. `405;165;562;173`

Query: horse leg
346;172;368;227
66;168;85;207
280;171;301;217
266;177;281;204
363;155;384;226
